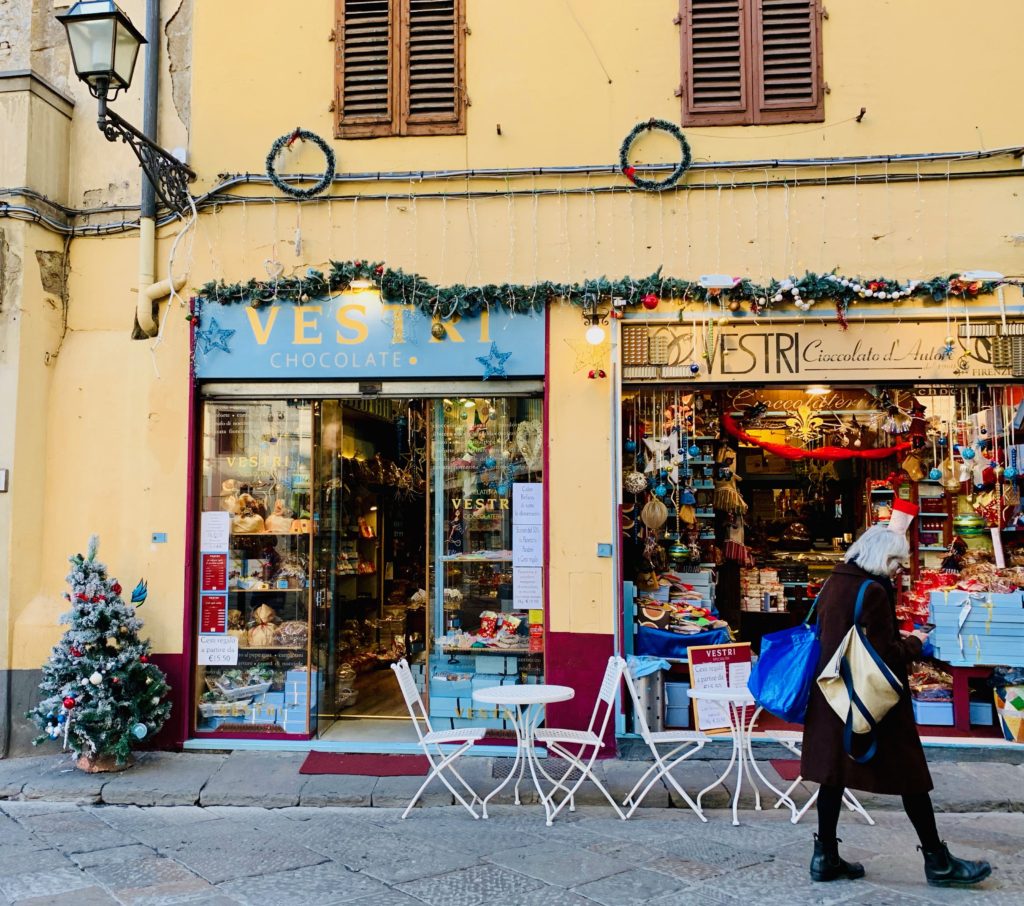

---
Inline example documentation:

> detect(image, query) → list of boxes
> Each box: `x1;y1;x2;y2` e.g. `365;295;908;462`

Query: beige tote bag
816;579;903;763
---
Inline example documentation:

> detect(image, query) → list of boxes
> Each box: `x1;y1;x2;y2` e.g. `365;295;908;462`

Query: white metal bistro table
688;686;798;826
472;684;575;822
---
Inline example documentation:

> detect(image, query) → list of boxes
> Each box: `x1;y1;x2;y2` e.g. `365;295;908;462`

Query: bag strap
853;580;904;698
839;652;879;764
802;578;829;634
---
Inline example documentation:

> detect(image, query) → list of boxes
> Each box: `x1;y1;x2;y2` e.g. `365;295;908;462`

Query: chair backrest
585;656;627;742
391;659;432;743
621;666;657;748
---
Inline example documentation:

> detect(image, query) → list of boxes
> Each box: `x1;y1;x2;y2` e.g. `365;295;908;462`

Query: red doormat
300;752;430;776
770;759;802;782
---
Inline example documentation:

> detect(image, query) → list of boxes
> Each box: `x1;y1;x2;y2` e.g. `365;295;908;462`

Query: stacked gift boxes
740;568;786;613
428;666;513;729
929;590;1024;667
279;669;317;733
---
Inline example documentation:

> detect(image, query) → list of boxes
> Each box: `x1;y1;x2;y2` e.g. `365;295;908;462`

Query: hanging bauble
132;723;148;740
678;447;687;456
624;439;637;453
484;456;496;469
1004;467;1018;480
928;468;942;481
728;300;741;313
431;322;447;339
980;427;988;436
642;293;659;310
70;647;82;657
46;724;60;739
140;655;149;663
689;363;700;374
112;582;122;595
497;483;510;496
151;696;161;706
57;713;66;724
62;696;76;709
89;672;103;685
654;483;668;497
688;445;701;457
623;471;649;494
962;447;976;460
938;435;948;446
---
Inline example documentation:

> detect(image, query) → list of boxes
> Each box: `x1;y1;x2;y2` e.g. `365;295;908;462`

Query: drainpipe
134;0;184;338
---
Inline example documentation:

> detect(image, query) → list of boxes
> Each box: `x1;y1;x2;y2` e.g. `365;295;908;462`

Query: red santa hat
888;498;919;535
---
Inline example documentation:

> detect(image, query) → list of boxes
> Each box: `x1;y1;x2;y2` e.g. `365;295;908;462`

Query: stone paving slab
101;752;227;806
298;773;376;807
199;752;309;808
18;755;109;803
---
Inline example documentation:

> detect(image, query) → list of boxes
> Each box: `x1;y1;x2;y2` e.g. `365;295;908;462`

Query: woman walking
801;520;991;888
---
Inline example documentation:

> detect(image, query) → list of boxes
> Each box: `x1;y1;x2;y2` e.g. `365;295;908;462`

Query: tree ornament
63;697;76;709
431;322;447;339
688;444;701;457
151;697;161;706
112;583;121;595
641;293;659;310
1005;467;1018;480
140;655;149;663
265;128;336;199
654;483;668;497
962;447;976;460
476;342;512;380
70;647;82;657
89;672;103;685
132;723;148;740
624;439;637;453
689;363;700;374
619;119;692;192
928;468;942;481
728;300;741;313
57;713;66;724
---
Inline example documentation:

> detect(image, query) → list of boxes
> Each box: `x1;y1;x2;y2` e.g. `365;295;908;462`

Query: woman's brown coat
801;561;933;795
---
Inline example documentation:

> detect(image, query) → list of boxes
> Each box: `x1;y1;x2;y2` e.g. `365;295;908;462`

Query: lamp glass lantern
57;1;146;100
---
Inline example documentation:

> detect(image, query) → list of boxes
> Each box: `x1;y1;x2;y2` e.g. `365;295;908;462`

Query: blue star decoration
195;317;235;355
476;342;512;380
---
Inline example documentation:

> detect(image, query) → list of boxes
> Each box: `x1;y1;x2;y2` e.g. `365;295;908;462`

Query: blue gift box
430;671;474;698
474;655;518;675
930;590;1024;667
430;697;473;718
471;675;517;692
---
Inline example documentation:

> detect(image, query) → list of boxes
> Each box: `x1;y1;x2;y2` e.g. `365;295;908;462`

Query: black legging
817;784;942;851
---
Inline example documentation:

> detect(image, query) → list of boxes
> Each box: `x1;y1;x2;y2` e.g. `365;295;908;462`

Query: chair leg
406;744;480;820
842;789;875;826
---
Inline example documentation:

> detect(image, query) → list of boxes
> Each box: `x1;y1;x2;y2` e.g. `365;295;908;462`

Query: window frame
334;0;467;140
679;0;824;128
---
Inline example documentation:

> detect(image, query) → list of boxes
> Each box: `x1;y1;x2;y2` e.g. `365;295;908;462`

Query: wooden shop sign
626;319;1008;384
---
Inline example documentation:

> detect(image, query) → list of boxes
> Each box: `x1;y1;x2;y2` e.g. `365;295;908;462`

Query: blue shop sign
193;293;545;380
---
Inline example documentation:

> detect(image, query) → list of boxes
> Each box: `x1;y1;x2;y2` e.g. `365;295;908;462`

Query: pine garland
195;261;1004;322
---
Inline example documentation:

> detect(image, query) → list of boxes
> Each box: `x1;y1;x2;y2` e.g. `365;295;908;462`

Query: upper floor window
334;0;466;139
680;0;823;126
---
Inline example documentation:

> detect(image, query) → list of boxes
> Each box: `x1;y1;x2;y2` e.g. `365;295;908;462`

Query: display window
191;393;545;741
621;383;1024;742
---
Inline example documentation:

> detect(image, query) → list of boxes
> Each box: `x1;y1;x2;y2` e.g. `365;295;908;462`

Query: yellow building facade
2;0;1022;754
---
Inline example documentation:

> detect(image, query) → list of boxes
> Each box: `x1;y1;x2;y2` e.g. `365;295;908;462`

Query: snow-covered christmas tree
28;536;171;770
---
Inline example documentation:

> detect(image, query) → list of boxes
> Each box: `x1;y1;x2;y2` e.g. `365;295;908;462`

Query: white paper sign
200;511;231;552
689;661;731;730
512;524;543;567
513;483;543;525
197;634;239;666
513;567;543;609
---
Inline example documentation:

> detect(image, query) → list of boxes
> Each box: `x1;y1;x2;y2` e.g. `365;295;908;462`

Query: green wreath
619;118;692;192
266;128;336;199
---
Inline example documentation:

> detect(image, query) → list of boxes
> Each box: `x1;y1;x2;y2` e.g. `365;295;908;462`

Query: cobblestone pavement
0;800;1020;905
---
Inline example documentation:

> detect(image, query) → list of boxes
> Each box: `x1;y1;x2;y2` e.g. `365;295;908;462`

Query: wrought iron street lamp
57;1;196;215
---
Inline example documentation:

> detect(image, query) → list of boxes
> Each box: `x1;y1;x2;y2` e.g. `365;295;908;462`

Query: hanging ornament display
641;293;659;310
722;413;912;461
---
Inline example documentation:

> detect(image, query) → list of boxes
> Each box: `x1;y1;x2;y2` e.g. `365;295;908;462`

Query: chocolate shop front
185;291;549;751
615;312;1024;746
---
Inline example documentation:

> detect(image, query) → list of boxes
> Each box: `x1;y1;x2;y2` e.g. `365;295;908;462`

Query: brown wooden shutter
335;0;396;138
752;0;823;124
401;0;464;134
681;0;750;126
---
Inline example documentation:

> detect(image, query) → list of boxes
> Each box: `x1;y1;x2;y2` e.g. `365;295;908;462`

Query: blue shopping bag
747;594;823;724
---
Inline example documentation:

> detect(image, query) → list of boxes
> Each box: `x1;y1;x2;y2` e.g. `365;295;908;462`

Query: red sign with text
201;554;227;592
200;595;227;633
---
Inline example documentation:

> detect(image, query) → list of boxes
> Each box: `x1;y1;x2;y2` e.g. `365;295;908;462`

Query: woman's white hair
844;524;910;576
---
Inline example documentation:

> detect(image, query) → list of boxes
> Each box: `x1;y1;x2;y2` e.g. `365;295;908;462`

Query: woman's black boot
921;843;991;887
810;834;865;882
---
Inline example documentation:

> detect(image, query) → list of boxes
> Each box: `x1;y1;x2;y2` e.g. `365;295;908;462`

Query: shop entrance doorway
312;399;430;738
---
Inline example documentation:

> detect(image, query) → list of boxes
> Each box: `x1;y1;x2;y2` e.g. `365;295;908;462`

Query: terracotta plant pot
75;753;134;773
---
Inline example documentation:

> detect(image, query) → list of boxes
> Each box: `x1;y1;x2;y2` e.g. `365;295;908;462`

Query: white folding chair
533;656;628;826
767;731;875;826
621;668;709;820
391;659;486;819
